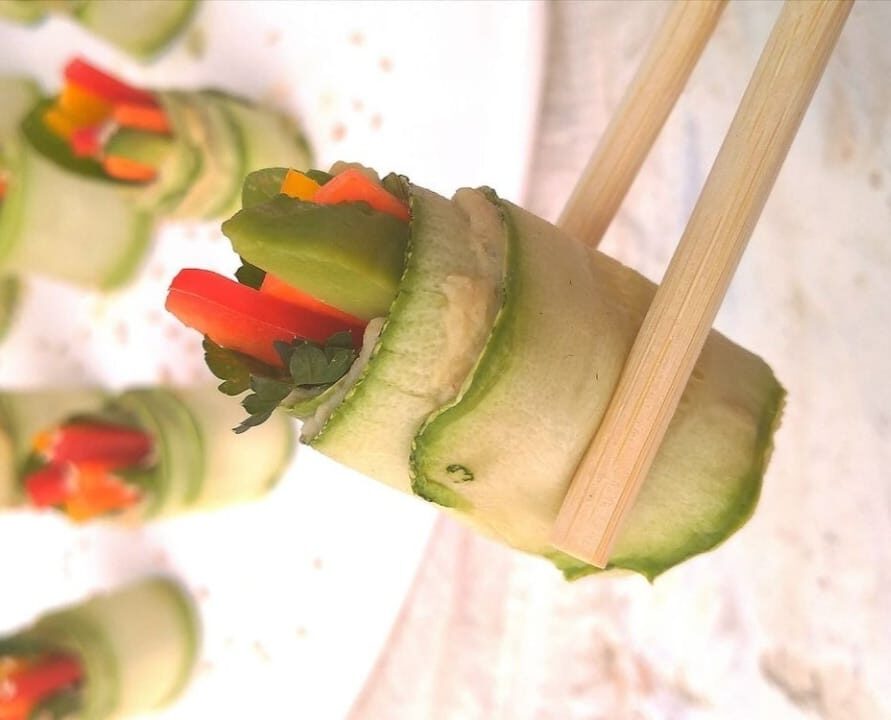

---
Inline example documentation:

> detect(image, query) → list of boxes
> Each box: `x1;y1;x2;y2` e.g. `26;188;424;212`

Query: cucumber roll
0;58;312;290
166;164;785;580
0;577;199;720
0;385;294;522
0;1;198;60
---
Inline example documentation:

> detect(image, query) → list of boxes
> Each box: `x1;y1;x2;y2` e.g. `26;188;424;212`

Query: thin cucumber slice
175;387;295;508
0;389;108;469
23;578;199;719
307;184;506;494
75;0;197;59
412;196;783;579
0;0;47;23
214;93;312;181
0;141;153;289
120;92;203;214
0;76;40;162
0;274;20;341
169;91;244;220
115;389;204;517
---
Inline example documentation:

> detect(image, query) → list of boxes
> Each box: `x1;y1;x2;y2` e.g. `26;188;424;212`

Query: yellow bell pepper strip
58;82;113;127
280;168;320;200
41;106;79;141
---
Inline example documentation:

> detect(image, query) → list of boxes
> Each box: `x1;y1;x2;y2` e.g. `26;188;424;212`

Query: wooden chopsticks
551;0;853;568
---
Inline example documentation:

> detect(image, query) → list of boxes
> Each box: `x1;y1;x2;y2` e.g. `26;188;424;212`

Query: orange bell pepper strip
112;104;170;134
312;168;410;222
64;463;141;522
280;169;321;200
260;273;366;330
103;155;156;183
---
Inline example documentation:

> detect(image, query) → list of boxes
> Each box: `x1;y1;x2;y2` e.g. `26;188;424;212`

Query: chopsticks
551;0;853;568
558;0;727;248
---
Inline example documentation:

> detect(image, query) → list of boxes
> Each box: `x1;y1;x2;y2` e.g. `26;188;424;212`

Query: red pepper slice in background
313;168;410;222
34;422;153;468
166;269;362;366
24;465;71;508
0;654;82;719
69;125;102;158
63;58;158;107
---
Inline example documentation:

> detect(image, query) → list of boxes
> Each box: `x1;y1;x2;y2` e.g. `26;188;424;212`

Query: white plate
0;2;546;718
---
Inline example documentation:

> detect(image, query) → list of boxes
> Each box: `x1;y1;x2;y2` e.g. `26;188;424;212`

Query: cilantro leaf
204;333;359;433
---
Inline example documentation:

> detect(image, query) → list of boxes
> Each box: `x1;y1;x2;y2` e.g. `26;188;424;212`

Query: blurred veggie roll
0;0;198;60
0;58;312;290
0;385;294;521
167;164;784;580
0;577;198;720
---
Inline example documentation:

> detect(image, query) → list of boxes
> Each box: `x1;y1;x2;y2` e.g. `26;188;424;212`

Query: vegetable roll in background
0;58;311;291
0;577;198;720
0;0;198;60
0;385;294;521
167;163;784;580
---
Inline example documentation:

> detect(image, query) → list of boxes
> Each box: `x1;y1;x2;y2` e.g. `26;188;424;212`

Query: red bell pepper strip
24;465;71;508
166;269;361;366
69;125;103;158
63;58;157;107
260;273;367;330
3;655;82;702
34;422;153;469
313;169;410;222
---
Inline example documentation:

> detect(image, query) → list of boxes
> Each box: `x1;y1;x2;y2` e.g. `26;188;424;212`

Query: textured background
350;2;891;719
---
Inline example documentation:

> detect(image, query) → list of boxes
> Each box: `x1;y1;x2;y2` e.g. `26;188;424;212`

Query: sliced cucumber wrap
270;178;783;579
174;387;295;508
412;197;784;579
215;93;312;186
0;417;15;508
19;577;199;719
115;388;204;518
0;274;19;342
306;184;506;495
168;91;244;220
114;92;203;215
0;76;40;160
0;0;47;24
74;0;198;59
0;138;154;289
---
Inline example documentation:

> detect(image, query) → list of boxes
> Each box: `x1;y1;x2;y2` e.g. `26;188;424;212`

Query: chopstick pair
551;0;853;568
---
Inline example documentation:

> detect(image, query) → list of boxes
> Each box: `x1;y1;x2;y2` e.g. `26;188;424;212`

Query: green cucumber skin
411;196;784;580
75;0;198;59
21;578;199;719
0;274;20;341
115;389;204;518
308;183;506;494
169;92;245;220
173;387;295;508
0;140;154;289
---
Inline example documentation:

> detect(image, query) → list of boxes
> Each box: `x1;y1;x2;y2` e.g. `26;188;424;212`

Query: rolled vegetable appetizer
0;58;312;290
0;577;198;720
166;164;785;580
0;385;294;521
0;1;198;60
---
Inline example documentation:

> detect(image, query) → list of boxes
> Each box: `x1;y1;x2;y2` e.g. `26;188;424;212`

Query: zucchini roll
167;164;784;580
0;58;311;290
0;1;197;60
0;578;198;720
0;386;294;522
